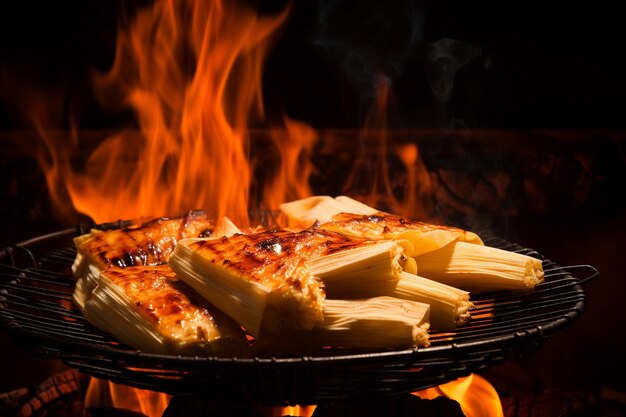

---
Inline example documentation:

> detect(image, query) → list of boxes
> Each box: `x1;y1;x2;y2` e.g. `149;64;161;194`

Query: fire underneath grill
0;226;597;406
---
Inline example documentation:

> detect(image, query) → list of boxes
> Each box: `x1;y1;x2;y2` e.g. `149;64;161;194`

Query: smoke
314;0;424;117
424;38;482;128
425;38;481;102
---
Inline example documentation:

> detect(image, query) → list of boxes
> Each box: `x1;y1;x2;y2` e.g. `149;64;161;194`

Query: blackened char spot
199;228;212;238
256;237;282;252
367;215;384;223
112;257;127;268
123;252;137;267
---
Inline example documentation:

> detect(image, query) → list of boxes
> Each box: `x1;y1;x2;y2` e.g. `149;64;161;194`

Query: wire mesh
0;228;596;405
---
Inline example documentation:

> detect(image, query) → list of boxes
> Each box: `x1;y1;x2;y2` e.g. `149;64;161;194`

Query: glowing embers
85;379;170;417
415;374;504;417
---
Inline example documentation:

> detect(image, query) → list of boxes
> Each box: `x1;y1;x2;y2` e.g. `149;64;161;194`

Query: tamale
280;196;483;257
169;228;402;337
307;238;405;296
322;212;483;257
316;261;471;331
72;210;215;309
391;272;472;331
415;241;544;292
170;230;324;337
83;265;248;356
256;296;430;352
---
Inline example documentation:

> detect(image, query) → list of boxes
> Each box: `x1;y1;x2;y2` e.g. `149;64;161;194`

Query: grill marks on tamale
85;265;247;355
321;212;483;249
170;228;399;337
187;228;377;288
325;213;466;238
102;266;215;331
77;210;215;269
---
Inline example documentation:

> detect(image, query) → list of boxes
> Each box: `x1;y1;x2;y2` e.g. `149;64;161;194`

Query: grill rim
0;226;598;405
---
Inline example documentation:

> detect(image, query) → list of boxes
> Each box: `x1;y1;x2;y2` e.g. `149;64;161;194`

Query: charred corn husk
72;210;215;309
280;196;483;257
169;228;402;337
169;230;325;338
83;265;248;356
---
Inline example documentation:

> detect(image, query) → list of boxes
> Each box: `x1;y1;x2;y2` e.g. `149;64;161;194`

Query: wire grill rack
0;226;597;405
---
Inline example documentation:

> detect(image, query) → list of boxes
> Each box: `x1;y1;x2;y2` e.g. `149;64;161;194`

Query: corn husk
83;265;248;356
391;272;472;331
280;196;483;257
415;241;544;292
257;296;430;352
279;195;377;228
72;210;215;308
169;233;325;338
169;228;404;337
308;239;404;296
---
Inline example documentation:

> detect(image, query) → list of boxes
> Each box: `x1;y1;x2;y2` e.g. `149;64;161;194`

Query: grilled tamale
83;265;248;355
279;196;482;257
72;210;215;309
318;262;471;331
169;228;402;337
414;241;544;292
321;212;483;257
326;213;544;292
256;296;430;353
281;196;543;293
391;272;472;331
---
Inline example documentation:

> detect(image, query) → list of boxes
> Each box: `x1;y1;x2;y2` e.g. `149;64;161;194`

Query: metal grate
0;227;597;405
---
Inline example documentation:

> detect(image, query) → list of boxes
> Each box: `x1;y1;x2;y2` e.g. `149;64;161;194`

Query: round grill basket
0;226;596;405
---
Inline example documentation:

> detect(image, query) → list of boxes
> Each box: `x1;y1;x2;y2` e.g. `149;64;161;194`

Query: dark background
1;1;626;130
1;0;626;405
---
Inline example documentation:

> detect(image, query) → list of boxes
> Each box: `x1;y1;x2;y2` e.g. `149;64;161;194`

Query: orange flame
414;374;504;417
262;116;318;211
343;77;432;219
85;379;318;417
19;0;436;226
31;0;295;224
274;405;317;417
85;379;170;417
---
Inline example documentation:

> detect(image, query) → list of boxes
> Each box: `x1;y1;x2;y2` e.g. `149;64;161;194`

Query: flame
343;76;433;219
274;405;317;417
85;379;170;417
18;0;436;226
29;0;294;224
261;116;317;211
85;378;318;417
414;374;504;417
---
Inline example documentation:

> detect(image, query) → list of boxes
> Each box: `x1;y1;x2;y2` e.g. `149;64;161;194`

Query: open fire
0;0;603;417
84;376;502;417
27;0;434;226
44;1;489;414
